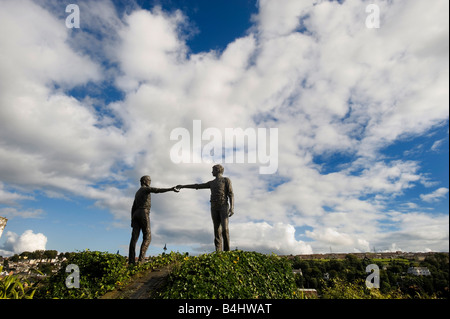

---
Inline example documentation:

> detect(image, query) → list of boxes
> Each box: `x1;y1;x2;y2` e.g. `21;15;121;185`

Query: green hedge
157;250;298;299
36;250;181;299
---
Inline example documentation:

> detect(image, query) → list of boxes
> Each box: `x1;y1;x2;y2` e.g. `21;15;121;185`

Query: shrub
157;250;298;299
320;277;407;299
36;250;184;299
37;250;129;299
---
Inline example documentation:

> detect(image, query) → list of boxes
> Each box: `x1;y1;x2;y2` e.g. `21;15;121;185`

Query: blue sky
0;0;448;257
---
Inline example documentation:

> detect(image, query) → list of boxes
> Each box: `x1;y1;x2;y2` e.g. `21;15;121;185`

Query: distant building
297;289;317;298
407;267;431;276
293;269;303;276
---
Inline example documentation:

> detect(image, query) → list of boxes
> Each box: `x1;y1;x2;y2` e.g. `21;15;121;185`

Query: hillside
2;250;448;299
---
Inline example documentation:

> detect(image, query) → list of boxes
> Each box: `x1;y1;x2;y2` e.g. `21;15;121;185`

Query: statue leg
211;206;222;251
138;213;151;262
128;223;140;264
220;204;230;251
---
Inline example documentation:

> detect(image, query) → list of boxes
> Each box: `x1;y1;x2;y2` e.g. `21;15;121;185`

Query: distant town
285;250;448;261
1;250;66;277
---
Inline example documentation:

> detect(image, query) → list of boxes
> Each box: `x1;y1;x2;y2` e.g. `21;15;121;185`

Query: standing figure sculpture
129;175;178;264
177;164;234;251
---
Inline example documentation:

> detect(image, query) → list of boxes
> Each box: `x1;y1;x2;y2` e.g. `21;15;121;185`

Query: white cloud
0;0;131;218
379;212;449;252
115;9;186;93
431;139;446;151
0;207;44;219
255;0;312;38
0;182;34;205
0;0;101;87
230;222;313;255
305;227;370;252
420;188;449;203
0;230;47;256
381;243;403;253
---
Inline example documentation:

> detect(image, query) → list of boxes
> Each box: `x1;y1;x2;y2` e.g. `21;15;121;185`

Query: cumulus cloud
0;0;448;254
306;227;371;252
230;222;313;255
0;230;48;256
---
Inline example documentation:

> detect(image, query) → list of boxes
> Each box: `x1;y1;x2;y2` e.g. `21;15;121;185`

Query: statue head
212;164;224;176
140;175;151;186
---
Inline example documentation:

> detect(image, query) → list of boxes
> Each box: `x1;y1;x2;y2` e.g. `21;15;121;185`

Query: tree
328;269;338;279
329;259;344;273
344;254;363;271
294;273;304;288
292;256;302;269
38;263;53;276
310;266;322;278
309;278;318;289
20;251;32;259
43;250;58;260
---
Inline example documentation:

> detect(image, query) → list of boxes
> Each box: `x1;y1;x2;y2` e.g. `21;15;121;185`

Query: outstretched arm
152;186;179;193
176;182;210;190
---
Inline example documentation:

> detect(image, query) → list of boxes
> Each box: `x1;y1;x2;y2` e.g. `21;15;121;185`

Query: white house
407;267;431;276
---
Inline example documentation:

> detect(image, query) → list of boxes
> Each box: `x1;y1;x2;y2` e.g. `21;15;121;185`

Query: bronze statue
128;176;179;264
177;164;234;251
